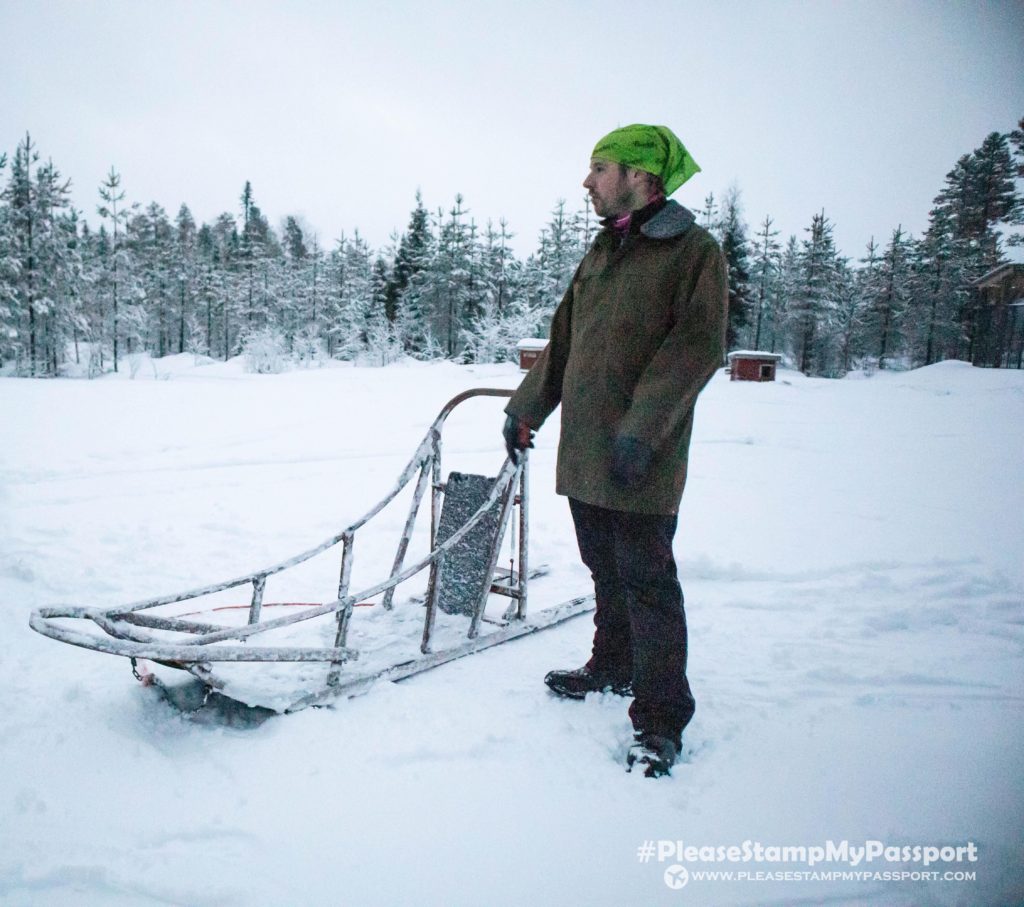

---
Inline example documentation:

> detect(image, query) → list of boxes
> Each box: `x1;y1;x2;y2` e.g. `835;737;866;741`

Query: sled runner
29;388;594;715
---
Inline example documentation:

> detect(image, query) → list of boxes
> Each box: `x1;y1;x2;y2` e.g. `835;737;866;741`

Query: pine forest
1;118;1022;378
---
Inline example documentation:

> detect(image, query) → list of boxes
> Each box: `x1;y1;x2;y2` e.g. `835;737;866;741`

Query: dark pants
568;497;696;746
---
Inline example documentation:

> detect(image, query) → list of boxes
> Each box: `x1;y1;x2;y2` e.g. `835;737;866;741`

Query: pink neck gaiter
613;192;667;236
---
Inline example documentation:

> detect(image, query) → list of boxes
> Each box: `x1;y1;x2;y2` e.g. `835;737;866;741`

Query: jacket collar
639;199;695;239
604;197;666;237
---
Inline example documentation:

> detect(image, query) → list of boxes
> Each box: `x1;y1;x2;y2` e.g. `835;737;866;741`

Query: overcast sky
2;0;1022;261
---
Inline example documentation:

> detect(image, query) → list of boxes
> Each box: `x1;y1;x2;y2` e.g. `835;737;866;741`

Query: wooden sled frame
29;388;595;712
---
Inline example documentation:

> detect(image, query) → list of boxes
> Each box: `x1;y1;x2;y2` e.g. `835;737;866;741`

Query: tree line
1;118;1021;378
717;119;1023;375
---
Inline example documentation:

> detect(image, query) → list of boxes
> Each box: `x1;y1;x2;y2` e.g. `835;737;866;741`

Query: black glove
502;414;535;465
609;435;653;488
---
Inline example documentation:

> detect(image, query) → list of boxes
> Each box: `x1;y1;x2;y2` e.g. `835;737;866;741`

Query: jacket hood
640;200;696;240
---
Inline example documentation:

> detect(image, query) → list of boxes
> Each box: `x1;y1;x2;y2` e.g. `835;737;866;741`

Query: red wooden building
516;338;548;372
727;350;782;382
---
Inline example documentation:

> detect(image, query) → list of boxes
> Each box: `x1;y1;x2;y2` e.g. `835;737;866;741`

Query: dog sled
29;389;594;722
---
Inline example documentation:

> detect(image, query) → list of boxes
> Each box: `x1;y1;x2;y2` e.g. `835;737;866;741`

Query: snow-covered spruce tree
128;202;175;358
1;138;82;375
238;184;281;340
536;199;579;295
570;195;597;252
2;136;46;374
300;233;327;362
310;234;326;323
521;199;586;339
907;203;970;366
325;231;376;362
790;211;844;376
939;140;1014;276
461;215;487;355
434;195;484;358
282;217;329;358
1;137;40;373
398;196;483;360
719;185;753;353
172;205;199;355
327;239;399;368
967;132;1018;269
363;253;400;366
43;199;86;375
766;234;800;356
866;227;914;370
279;215;311;353
387;191;431;331
78;223;108;373
1008;117;1024;247
194;222;217;357
485;218;519;317
239;182;260;332
697;192;719;236
821;260;857;376
775;235;804;365
322;231;348;359
394;207;441;357
459;219;535;364
96;166;142;372
322;231;345;358
839;238;880;372
0;152;20;370
20;161;83;376
748;215;782;351
372;256;390;322
928;140;1015;361
208;211;242;360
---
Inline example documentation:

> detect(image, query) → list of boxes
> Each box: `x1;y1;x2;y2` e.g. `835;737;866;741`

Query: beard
590;184;636;218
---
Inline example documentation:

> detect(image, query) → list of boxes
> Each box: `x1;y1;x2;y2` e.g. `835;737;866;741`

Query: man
502;124;727;778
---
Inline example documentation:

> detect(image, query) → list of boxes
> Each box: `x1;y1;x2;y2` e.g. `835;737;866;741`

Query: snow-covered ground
1;356;1022;906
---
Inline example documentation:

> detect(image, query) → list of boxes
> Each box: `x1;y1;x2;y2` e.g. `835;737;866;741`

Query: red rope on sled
177;601;375;617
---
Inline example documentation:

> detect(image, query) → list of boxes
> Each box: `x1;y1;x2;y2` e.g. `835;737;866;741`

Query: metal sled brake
29;388;595;715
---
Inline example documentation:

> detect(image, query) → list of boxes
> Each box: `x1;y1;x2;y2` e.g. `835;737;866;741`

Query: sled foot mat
436;472;505;616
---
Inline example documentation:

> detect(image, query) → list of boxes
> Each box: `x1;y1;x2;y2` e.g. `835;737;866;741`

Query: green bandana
591;124;700;196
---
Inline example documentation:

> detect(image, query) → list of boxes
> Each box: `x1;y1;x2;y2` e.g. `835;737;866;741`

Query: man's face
583;158;642;218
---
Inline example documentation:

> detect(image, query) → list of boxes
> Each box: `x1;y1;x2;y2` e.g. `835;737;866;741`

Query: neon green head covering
591;124;700;196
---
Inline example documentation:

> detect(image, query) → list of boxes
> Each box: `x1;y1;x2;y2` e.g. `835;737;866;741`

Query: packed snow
1;356;1022;906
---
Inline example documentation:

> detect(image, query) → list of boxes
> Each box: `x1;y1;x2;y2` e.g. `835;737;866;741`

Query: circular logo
664;864;689;890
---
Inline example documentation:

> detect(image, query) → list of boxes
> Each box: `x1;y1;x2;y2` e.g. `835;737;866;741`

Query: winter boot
544;663;633;699
626;733;677;778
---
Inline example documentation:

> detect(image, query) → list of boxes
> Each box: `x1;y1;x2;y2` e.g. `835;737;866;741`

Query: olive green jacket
506;201;728;515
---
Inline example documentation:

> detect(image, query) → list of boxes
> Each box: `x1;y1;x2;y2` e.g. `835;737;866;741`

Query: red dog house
516;338;548;372
727;350;782;382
